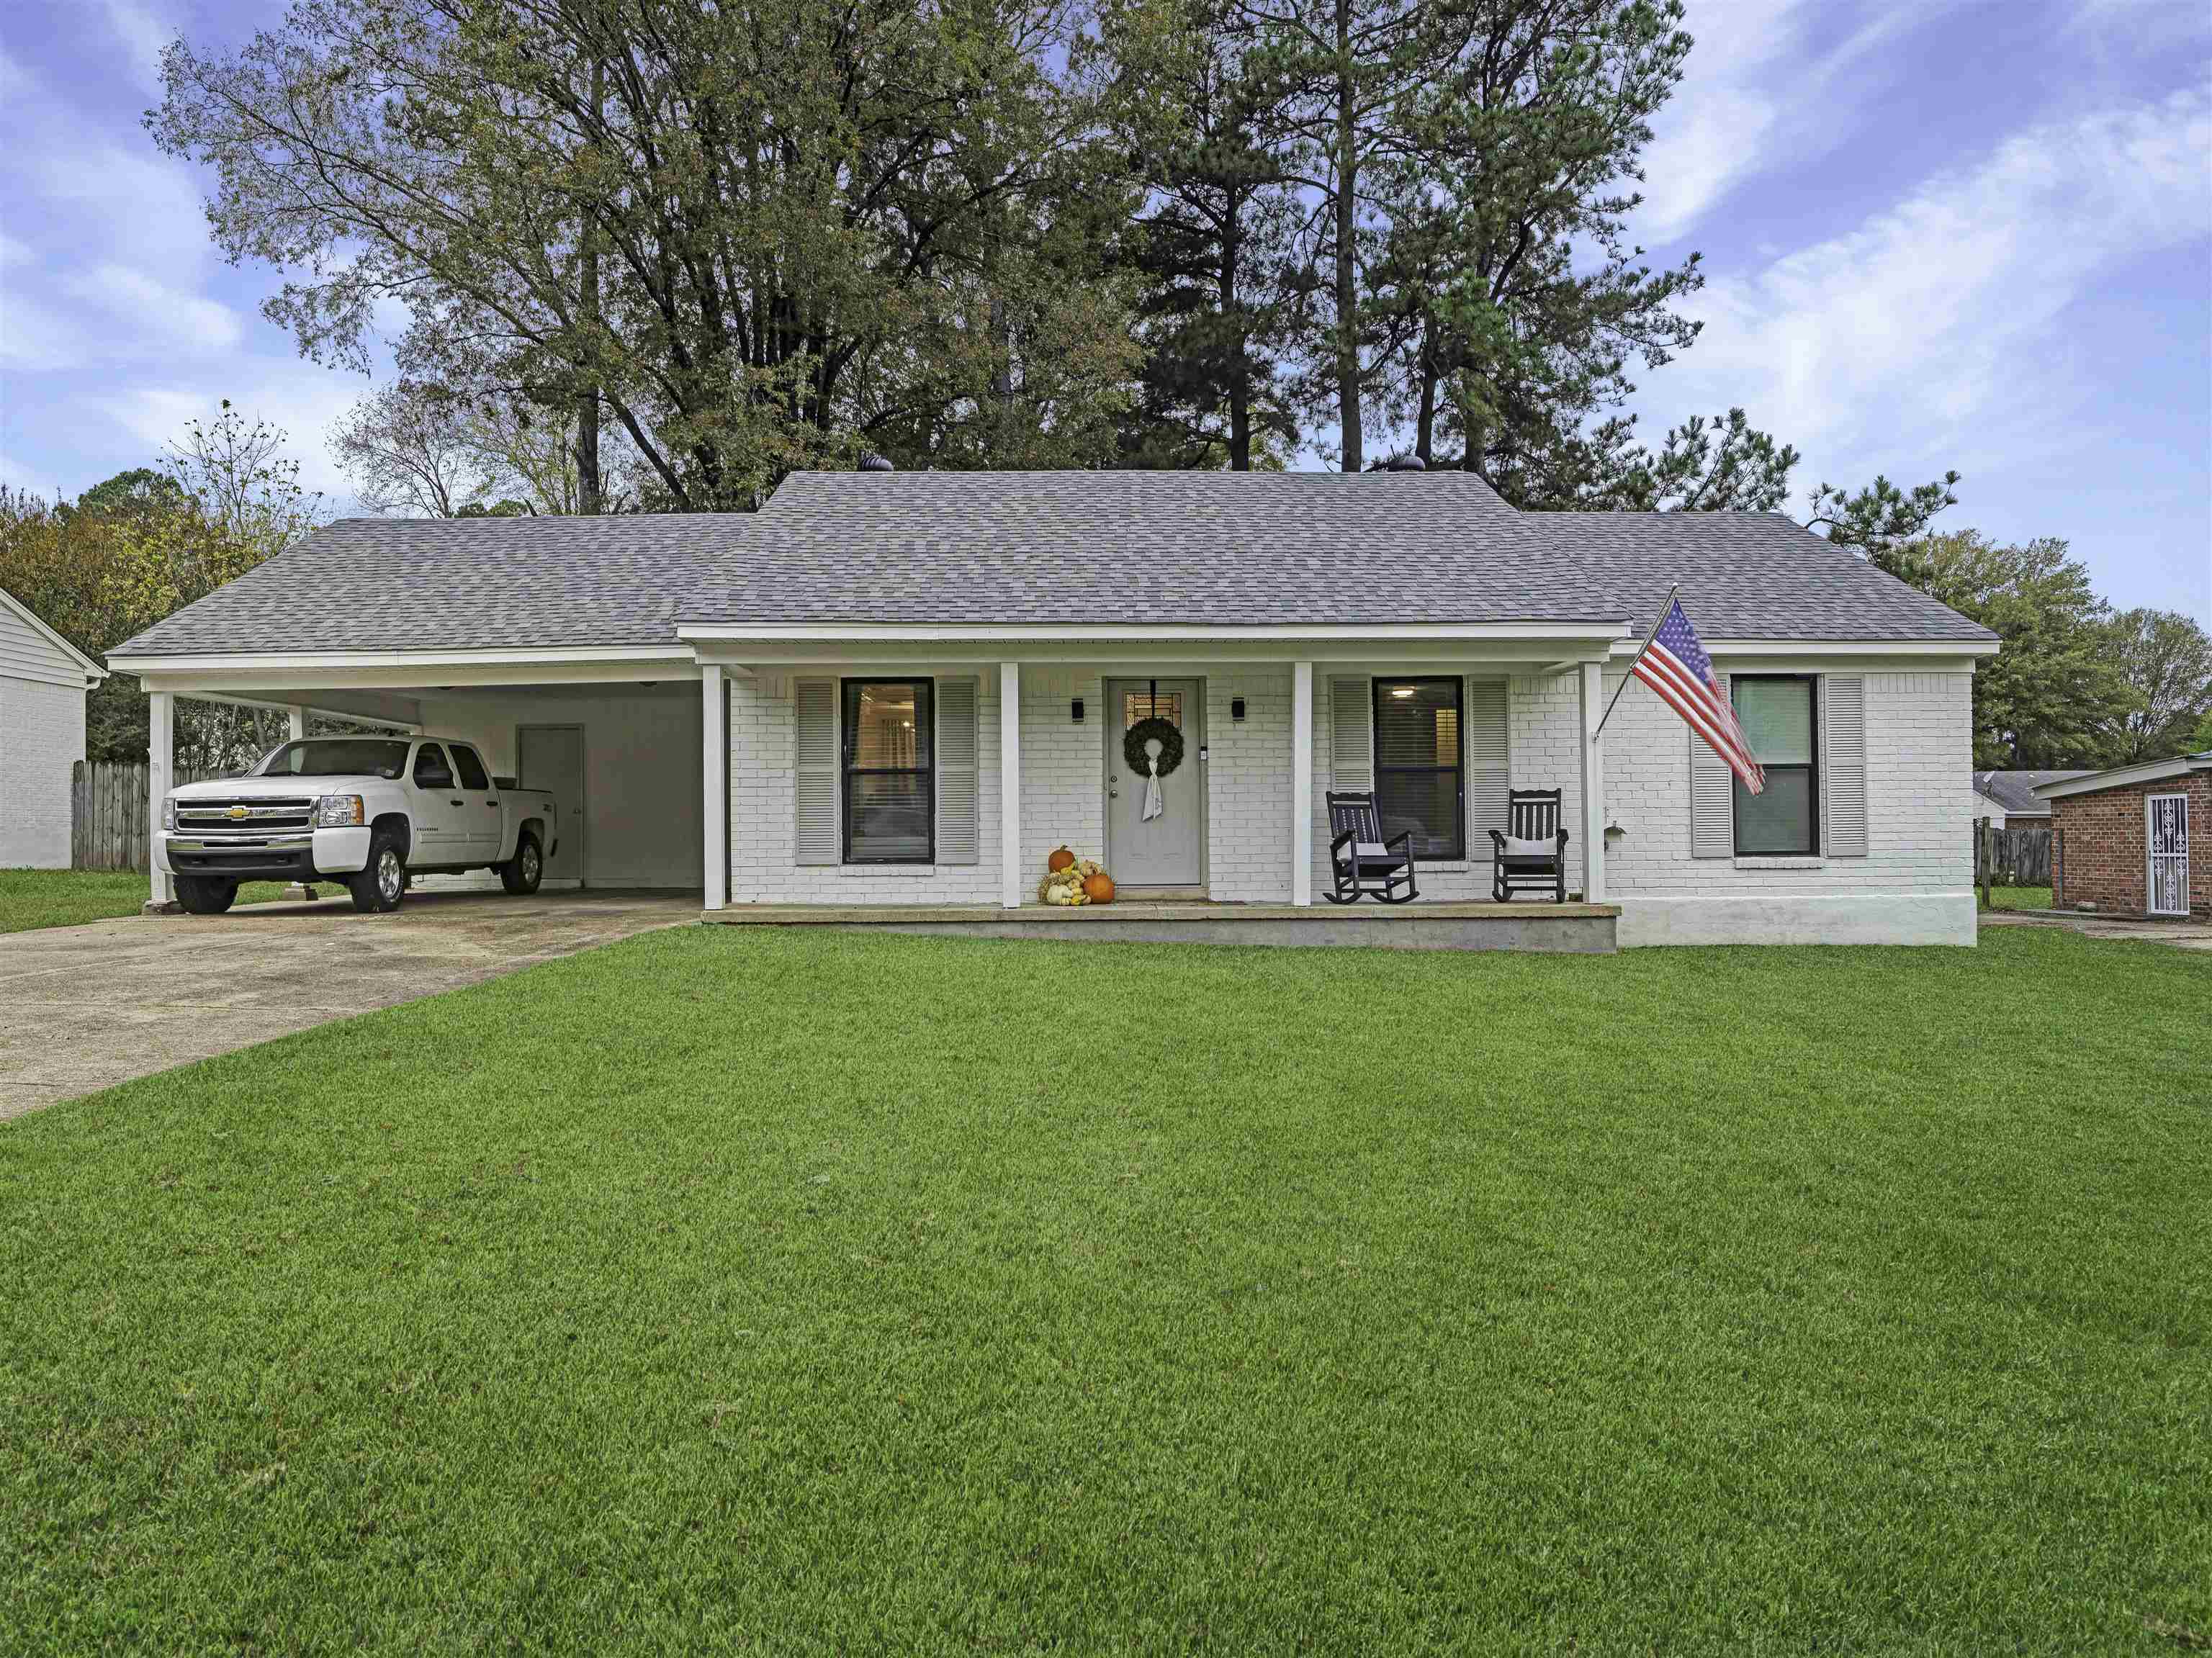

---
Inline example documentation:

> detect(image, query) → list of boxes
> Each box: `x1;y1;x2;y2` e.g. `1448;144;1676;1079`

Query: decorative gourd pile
1038;846;1114;906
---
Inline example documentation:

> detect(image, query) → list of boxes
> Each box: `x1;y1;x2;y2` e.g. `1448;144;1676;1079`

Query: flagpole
1591;582;1678;742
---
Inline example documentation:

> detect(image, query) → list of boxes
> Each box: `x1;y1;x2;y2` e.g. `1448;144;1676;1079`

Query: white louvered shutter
1465;679;1510;846
1689;671;1734;857
1821;675;1869;857
1330;677;1372;793
935;676;979;865
794;679;838;865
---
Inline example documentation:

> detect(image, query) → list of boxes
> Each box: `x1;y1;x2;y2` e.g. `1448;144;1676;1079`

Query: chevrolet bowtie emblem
228;805;249;820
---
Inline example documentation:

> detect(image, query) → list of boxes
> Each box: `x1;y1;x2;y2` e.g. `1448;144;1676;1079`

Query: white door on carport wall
520;725;585;884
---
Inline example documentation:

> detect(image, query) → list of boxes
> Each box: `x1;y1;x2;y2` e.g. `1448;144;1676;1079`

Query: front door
1106;678;1204;888
519;725;585;884
2147;793;2189;916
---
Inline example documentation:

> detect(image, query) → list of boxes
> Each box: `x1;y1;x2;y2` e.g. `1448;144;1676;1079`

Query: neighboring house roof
1;585;107;684
2036;751;2212;801
1971;770;2090;816
107;471;1997;659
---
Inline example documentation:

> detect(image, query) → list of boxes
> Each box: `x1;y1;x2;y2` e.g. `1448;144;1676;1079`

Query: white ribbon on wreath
1141;738;1165;821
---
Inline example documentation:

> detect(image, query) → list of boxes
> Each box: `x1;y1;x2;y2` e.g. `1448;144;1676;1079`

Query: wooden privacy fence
71;760;228;871
1974;817;2053;901
72;760;151;870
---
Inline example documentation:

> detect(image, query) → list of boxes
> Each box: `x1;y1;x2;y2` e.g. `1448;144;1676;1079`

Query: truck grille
176;797;316;832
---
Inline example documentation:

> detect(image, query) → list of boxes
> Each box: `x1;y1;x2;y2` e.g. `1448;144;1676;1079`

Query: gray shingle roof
109;470;1995;659
109;513;759;657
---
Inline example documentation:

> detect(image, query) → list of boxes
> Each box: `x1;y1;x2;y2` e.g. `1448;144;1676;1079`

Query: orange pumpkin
1048;845;1076;873
1082;870;1115;905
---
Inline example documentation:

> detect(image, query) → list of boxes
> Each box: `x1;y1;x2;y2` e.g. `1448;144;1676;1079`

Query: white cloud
1638;85;2212;483
96;367;370;500
71;263;243;353
1635;0;1957;245
100;0;174;96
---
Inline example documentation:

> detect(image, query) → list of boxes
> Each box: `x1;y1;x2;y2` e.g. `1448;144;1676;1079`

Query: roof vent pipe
1387;454;1426;472
858;452;894;472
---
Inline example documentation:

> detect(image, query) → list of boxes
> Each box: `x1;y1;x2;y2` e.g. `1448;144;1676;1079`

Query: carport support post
999;662;1022;908
287;706;307;743
147;690;174;911
1579;661;1606;904
701;664;727;911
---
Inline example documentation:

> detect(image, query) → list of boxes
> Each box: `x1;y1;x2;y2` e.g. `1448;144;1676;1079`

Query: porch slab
702;899;1620;952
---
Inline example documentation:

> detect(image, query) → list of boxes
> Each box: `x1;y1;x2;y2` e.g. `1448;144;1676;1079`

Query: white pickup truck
158;735;560;915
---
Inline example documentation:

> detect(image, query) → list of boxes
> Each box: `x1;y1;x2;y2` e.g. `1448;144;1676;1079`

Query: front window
842;680;933;863
1373;679;1463;859
1732;677;1818;854
254;739;410;780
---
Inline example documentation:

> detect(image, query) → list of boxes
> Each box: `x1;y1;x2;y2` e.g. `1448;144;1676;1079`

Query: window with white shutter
1465;680;1510;847
935;677;979;865
1330;676;1372;794
794;679;838;865
1689;671;1733;857
1820;675;1868;857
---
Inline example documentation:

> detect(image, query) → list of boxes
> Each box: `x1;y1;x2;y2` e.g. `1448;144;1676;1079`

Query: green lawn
1987;883;2054;911
0;868;292;933
3;927;2206;1654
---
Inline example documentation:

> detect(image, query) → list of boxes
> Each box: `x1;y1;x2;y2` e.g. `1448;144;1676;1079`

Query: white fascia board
675;620;1631;644
107;643;693;675
1;587;108;680
1609;636;2000;659
2036;753;2212;799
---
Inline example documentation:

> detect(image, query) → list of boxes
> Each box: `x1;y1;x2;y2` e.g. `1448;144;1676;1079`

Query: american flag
1632;597;1766;795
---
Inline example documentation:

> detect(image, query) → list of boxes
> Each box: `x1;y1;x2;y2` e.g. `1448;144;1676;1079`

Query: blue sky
1;0;2206;623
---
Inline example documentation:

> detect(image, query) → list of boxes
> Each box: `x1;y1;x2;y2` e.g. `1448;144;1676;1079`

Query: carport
102;515;739;908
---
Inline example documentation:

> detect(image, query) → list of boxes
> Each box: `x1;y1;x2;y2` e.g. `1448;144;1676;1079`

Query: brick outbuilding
2040;752;2209;919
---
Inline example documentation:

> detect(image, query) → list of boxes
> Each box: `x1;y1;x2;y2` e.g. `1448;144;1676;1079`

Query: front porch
702;896;1621;952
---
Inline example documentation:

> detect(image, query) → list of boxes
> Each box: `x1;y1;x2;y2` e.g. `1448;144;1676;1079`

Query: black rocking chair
1489;788;1570;903
1326;791;1419;904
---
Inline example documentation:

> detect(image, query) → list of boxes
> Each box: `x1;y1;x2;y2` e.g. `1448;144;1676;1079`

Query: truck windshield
255;739;412;779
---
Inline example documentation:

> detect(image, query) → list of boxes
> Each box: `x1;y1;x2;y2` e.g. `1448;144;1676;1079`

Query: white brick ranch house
107;469;1996;947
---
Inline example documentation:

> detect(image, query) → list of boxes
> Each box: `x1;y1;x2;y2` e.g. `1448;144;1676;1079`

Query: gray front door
1106;679;1203;888
518;725;585;884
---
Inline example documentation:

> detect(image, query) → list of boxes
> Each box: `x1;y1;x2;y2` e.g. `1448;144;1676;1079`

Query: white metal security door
2146;793;2189;916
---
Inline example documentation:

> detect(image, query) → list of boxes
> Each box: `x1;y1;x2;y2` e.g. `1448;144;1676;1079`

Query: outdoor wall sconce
1231;697;1246;723
1071;698;1085;724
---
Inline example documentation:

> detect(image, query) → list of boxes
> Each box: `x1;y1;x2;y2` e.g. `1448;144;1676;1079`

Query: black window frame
840;677;935;865
1731;674;1820;856
1372;677;1465;862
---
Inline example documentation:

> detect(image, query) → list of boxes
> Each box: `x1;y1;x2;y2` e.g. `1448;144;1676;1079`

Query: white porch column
999;661;1022;908
1291;660;1314;906
701;663;727;910
1578;660;1606;904
147;689;174;910
287;706;307;743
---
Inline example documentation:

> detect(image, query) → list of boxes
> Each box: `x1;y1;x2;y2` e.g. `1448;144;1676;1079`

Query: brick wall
2051;774;2209;918
1602;667;1974;896
727;659;1981;927
0;674;87;868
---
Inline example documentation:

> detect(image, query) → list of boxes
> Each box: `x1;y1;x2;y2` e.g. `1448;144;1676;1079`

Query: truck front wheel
174;877;237;915
349;831;408;914
499;829;544;896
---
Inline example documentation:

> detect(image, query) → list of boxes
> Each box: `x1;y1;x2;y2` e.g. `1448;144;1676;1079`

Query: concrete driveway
1982;908;2212;950
0;890;700;1119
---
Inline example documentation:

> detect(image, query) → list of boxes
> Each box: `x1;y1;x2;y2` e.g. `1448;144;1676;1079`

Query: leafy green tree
1580;407;1799;512
155;0;1145;506
2100;607;2212;762
1377;1;1701;496
1886;531;2132;768
1105;0;1302;469
1809;472;1961;558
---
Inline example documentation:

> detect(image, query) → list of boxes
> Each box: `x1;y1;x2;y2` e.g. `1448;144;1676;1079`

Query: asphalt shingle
109;470;1995;659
